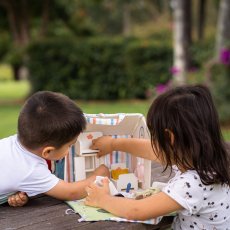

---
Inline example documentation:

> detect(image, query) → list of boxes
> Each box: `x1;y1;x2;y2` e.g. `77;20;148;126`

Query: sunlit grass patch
0;64;13;81
0;80;30;101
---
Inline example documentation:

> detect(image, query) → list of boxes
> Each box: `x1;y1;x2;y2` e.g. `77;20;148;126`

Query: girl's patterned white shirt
162;167;230;230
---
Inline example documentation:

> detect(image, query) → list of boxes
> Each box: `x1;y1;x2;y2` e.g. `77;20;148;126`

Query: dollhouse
59;113;151;192
64;113;152;192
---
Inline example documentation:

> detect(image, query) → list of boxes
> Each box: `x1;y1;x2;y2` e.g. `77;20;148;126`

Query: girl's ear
41;146;55;159
165;129;175;145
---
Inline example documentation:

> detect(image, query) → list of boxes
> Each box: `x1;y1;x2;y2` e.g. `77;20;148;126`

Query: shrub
208;60;230;124
125;40;172;98
27;37;172;99
0;34;10;60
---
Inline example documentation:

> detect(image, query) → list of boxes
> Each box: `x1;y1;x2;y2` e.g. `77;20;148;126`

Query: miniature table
0;194;174;230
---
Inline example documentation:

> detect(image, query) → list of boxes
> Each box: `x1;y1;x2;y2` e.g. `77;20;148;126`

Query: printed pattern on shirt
162;169;230;229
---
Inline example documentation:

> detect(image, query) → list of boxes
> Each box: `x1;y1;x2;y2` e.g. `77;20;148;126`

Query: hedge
208;62;230;124
27;37;172;99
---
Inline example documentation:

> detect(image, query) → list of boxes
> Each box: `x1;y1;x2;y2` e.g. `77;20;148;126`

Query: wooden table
0;195;173;230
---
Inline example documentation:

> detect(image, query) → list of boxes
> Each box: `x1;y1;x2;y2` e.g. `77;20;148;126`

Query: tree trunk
184;0;192;46
0;0;30;81
0;0;20;45
12;65;21;81
123;3;131;37
39;0;50;38
19;0;30;45
197;0;206;41
171;0;191;85
216;0;230;58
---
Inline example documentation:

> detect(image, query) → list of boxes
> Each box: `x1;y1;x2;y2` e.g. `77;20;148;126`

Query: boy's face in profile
43;136;79;161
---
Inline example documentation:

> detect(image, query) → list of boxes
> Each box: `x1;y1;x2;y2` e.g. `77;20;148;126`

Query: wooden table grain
0;195;173;230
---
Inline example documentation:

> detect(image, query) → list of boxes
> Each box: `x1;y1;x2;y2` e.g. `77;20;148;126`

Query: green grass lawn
0;105;21;138
0;80;30;101
0;64;13;81
0;101;150;138
0;80;229;142
1;101;229;141
222;129;230;143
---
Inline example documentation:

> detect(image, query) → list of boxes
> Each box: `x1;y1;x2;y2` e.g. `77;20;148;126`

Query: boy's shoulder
0;134;42;163
0;134;17;147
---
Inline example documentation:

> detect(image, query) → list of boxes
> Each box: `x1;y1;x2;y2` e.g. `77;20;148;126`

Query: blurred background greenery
0;0;229;140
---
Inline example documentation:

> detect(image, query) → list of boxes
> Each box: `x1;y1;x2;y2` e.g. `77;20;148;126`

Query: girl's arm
85;179;182;220
45;164;110;201
91;136;161;163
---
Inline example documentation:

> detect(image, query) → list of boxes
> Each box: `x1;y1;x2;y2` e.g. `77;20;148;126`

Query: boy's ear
41;146;55;159
164;129;175;145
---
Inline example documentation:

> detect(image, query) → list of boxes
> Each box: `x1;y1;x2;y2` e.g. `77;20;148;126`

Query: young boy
0;91;109;207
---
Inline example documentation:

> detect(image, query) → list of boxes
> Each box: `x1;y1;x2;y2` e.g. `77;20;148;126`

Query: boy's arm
8;192;29;207
45;164;109;201
91;136;161;163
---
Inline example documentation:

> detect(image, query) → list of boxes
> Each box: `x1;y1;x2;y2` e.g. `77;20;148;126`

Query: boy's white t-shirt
162;167;230;229
0;135;59;203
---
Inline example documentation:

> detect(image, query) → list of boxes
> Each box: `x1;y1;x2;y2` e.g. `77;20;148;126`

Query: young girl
85;85;230;229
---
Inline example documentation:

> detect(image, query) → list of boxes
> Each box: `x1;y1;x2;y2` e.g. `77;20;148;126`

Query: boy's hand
8;192;29;207
91;136;113;158
85;177;110;208
93;164;110;178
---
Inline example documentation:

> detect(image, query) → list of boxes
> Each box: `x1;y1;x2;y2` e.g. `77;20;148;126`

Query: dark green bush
27;37;172;99
190;39;215;68
0;34;10;60
208;63;230;124
125;40;172;98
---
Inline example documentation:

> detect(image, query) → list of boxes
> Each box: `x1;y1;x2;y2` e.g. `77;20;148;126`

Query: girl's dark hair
147;84;230;185
18;91;86;149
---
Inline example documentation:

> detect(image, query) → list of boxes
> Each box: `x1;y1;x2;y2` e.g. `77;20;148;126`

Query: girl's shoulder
163;169;203;198
162;170;205;214
166;169;229;199
171;168;202;185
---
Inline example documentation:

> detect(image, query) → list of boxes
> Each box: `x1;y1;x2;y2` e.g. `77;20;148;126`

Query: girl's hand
85;177;110;208
91;136;113;158
8;192;29;207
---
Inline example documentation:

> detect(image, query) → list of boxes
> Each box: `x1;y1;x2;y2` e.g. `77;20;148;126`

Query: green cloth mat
65;199;164;225
66;199;116;221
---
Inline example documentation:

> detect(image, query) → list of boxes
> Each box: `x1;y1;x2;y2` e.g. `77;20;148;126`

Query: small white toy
95;176;119;196
111;173;138;192
110;163;138;192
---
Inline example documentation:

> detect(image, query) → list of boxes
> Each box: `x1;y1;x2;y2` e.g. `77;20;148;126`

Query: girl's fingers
84;198;89;205
102;177;109;183
96;151;102;158
85;187;91;195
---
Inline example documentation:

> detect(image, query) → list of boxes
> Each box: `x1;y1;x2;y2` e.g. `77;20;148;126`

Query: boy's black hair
147;84;230;185
18;91;86;150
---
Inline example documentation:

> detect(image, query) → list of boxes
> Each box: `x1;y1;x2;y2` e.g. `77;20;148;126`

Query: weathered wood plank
0;195;173;230
0;161;176;230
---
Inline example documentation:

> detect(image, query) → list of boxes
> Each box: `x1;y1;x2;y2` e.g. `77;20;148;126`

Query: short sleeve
162;172;204;215
19;162;59;197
